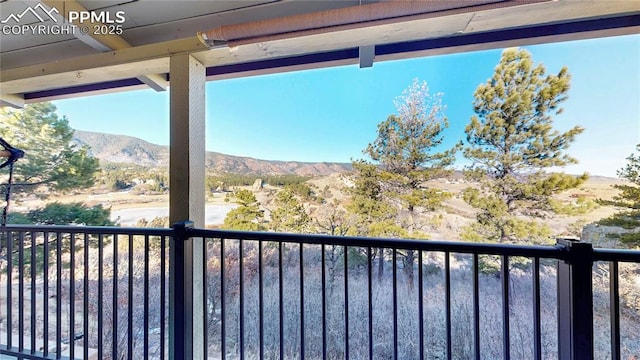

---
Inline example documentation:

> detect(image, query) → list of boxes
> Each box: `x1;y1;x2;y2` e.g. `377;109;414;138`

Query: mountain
73;130;167;167
73;130;352;175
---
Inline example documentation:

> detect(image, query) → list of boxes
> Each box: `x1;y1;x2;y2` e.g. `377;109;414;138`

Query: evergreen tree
462;48;586;244
363;79;457;288
0;103;100;194
347;160;406;281
598;144;640;246
365;78;457;214
270;186;311;233
347;160;405;238
13;202;115;226
222;189;266;231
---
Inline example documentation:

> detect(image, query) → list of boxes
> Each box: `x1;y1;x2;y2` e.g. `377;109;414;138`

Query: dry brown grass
22;174;626;239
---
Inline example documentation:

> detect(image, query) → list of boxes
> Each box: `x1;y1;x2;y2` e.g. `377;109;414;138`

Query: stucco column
169;53;205;359
169;54;206;227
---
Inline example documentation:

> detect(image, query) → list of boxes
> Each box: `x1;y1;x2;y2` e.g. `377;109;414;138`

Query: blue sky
54;34;639;177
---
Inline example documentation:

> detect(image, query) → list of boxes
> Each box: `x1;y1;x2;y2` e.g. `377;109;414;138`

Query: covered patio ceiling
1;0;639;108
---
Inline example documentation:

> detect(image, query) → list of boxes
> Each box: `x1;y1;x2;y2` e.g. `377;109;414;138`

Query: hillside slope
73;130;352;175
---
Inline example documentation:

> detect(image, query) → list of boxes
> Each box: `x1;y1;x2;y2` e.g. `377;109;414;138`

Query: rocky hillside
73;130;167;167
73;130;352;175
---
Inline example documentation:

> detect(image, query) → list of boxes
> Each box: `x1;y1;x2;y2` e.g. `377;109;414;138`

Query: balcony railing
1;223;639;359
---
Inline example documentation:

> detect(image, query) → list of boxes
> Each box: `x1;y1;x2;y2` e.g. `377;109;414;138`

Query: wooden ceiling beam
41;0;169;91
0;94;24;109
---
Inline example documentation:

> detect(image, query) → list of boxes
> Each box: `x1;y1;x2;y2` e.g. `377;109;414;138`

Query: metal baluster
144;234;150;359
160;234;166;359
368;247;374;360
279;242;284;360
321;244;327;360
501;255;510;360
239;239;244;360
445;252;451;360
98;234;104;360
300;243;305;360
344;245;349;360
610;261;620;360
30;231;36;355
83;233;89;360
69;232;75;360
393;248;398;360
128;233;134;358
419;250;425;360
532;257;541;360
220;238;226;360
43;232;50;357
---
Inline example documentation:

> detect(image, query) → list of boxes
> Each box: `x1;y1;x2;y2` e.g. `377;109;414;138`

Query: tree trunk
377;247;384;281
404;249;415;292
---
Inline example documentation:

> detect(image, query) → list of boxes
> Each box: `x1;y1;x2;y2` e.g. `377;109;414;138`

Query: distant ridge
73;130;352;175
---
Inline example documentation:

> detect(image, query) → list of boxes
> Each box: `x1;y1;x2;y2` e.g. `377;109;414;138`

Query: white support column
169;53;205;360
169;53;206;226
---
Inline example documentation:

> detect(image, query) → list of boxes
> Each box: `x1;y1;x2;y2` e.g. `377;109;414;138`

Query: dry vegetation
262;173;626;243
21;172;627;243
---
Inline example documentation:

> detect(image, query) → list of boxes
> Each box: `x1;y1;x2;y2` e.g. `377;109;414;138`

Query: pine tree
365;78;457;215
598;144;640;246
462;48;586;244
347;160;406;237
15;202;115;226
358;79;457;288
347;160;406;281
270;186;311;233
0;102;100;194
222;189;266;231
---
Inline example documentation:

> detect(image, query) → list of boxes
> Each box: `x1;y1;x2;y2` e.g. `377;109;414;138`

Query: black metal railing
0;225;172;360
1;223;639;359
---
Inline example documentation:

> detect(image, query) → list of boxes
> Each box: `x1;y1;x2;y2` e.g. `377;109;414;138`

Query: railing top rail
1;224;173;237
188;227;568;259
4;223;640;262
593;247;640;262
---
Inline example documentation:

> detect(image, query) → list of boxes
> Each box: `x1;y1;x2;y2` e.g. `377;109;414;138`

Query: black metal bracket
0;137;24;169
